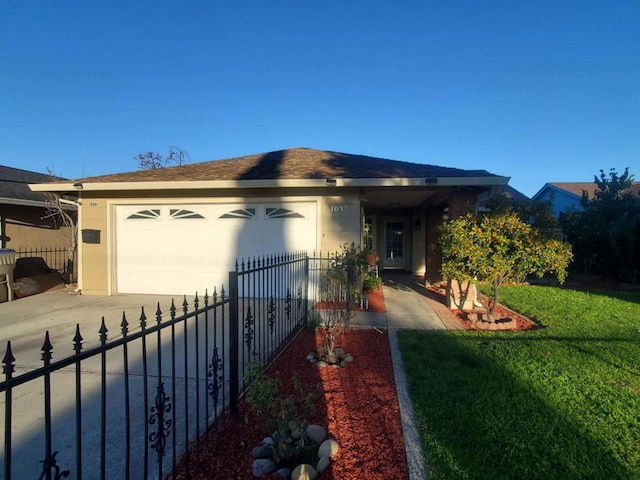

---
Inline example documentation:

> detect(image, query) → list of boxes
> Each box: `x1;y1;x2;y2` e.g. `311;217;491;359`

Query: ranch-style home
31;148;510;296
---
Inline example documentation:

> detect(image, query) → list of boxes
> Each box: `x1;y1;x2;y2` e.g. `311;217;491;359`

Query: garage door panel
116;202;316;295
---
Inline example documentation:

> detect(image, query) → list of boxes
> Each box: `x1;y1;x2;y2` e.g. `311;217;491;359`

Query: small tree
42;168;78;283
438;212;572;321
136;146;190;169
315;243;366;362
560;168;640;283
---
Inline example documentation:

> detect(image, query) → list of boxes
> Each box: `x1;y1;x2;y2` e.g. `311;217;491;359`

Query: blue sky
1;1;638;197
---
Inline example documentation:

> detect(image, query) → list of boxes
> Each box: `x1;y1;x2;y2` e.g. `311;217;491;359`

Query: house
0;165;76;250
476;184;529;212
532;182;640;217
31;148;510;295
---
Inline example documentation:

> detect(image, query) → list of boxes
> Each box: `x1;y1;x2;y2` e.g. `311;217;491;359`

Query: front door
382;220;408;270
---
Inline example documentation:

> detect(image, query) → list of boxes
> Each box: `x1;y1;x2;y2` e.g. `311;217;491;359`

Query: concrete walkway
349;272;463;480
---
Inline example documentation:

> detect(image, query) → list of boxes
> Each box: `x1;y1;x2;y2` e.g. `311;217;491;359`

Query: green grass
398;285;640;480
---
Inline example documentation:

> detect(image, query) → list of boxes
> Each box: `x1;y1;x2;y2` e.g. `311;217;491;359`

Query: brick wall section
425;206;444;284
448;189;478;219
425;189;479;284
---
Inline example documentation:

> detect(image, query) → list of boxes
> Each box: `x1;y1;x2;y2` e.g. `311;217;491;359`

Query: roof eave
0;197;49;208
30;176;510;193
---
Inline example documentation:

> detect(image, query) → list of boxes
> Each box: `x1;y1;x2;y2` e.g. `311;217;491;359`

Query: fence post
228;270;239;419
304;254;310;324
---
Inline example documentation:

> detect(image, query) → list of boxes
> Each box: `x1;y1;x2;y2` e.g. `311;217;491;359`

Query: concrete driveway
0;287;195;367
0;287;214;480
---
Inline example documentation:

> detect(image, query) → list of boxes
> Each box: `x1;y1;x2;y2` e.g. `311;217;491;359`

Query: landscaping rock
318;438;339;458
252;445;272;459
291;463;318;480
253;458;276;477
316;456;331;474
263;436;275;446
276;467;292;478
316;361;328;367
306;424;326;444
342;354;354;363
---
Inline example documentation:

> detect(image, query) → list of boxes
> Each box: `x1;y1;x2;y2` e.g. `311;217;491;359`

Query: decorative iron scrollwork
244;306;254;354
297;285;303;310
268;296;276;334
208;347;223;409
38;451;70;480
285;289;292;322
148;383;172;459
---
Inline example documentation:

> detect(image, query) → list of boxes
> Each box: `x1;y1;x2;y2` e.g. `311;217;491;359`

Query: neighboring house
0;165;76;250
532;182;640;217
476;184;529;212
32;148;510;295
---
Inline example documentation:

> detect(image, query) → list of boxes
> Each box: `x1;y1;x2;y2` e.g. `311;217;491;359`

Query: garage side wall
78;198;109;294
319;194;362;255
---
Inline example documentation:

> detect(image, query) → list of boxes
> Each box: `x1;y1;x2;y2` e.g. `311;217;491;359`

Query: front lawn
398;285;640;479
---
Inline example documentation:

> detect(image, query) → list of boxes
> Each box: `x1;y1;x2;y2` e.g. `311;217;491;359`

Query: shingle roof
76;148;501;183
549;182;640;199
0;165;63;203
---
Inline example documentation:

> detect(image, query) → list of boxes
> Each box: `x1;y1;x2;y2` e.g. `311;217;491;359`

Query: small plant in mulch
363;270;382;292
244;365;322;472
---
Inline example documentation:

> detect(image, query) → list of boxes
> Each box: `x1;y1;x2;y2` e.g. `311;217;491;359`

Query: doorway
382;219;409;270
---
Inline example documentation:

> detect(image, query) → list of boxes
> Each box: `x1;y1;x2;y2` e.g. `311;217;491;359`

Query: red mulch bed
425;284;538;331
455;302;538;331
170;328;408;479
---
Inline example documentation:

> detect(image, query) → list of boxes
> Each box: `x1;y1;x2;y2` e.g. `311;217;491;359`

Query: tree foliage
438;212;572;320
560;168;640;283
486;194;559;237
136;146;190;169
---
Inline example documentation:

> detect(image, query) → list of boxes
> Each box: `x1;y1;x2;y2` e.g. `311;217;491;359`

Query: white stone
291;463;318;480
277;467;291;478
318;438;339;458
306;424;326;444
317;456;331;474
253;458;276;477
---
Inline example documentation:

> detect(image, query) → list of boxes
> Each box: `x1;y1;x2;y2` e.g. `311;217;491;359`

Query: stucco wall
318;195;361;254
1;205;74;250
78;197;109;294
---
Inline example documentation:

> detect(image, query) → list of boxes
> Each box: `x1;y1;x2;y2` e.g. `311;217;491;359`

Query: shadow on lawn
398;330;638;479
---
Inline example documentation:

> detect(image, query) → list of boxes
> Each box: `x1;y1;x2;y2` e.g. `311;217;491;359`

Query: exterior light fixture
326;178;337;186
425;177;438;185
73;182;84;190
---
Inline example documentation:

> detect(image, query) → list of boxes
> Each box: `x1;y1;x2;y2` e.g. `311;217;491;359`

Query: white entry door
382;219;409;270
115;202;316;295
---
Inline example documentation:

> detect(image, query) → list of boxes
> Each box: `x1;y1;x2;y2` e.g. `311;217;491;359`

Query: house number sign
330;204;349;214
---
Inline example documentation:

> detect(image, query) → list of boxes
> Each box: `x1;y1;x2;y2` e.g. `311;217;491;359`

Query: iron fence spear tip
2;340;15;370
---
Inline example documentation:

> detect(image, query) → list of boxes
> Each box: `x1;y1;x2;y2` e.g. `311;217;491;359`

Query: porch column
425;206;444;284
425;189;479;285
448;189;478;218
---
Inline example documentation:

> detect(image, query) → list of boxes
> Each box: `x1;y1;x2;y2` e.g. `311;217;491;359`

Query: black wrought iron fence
1;252;309;480
13;247;77;284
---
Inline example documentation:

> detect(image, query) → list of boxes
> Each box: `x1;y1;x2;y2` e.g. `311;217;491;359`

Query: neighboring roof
31;147;509;192
532;181;640;201
476;184;529;211
492;184;529;201
0;165;64;207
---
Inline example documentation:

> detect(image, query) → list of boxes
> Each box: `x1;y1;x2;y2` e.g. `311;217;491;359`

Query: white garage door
115;202;317;295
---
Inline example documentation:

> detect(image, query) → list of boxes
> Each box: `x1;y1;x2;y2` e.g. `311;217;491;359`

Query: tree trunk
488;277;500;323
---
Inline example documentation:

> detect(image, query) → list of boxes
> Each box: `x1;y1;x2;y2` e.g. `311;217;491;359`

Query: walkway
351;271;463;330
350;272;464;480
